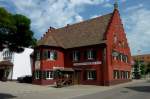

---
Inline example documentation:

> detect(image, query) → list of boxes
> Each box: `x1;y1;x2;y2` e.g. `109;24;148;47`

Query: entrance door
74;70;81;84
0;69;4;81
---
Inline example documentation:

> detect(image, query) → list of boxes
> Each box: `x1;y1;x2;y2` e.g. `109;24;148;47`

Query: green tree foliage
133;60;146;79
0;7;36;52
133;60;141;79
140;63;145;75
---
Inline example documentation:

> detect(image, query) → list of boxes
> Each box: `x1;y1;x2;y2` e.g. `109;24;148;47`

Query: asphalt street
0;80;149;99
71;81;150;99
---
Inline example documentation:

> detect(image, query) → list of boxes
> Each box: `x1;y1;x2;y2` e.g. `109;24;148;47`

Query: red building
32;3;132;86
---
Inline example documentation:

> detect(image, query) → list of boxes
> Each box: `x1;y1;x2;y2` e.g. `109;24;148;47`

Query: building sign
73;61;102;66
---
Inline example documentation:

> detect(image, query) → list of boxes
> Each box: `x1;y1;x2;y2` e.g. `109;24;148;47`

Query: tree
133;60;146;79
0;7;36;52
133;60;141;79
140;63;146;76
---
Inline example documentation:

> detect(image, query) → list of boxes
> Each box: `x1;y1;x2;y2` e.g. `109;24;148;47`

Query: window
125;55;128;63
72;51;80;61
120;54;123;62
121;71;124;79
45;71;53;79
47;50;57;60
87;70;96;80
113;70;120;79
112;50;118;60
86;50;97;60
34;70;41;79
2;50;12;60
36;51;40;60
113;34;118;44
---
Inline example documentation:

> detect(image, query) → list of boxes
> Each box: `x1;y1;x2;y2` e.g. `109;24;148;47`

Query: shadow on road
0;93;17;99
125;86;150;93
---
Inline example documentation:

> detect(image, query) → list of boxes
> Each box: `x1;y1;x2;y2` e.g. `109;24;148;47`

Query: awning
0;61;13;67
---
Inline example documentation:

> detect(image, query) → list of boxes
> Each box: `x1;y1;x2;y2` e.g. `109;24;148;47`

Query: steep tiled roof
38;13;113;48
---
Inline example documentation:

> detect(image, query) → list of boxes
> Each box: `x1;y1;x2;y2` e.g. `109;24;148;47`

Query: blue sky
0;0;150;55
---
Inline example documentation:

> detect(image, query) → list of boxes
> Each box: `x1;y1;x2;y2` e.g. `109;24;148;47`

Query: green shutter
77;51;80;60
84;51;87;59
43;50;48;59
54;51;57;60
93;50;97;59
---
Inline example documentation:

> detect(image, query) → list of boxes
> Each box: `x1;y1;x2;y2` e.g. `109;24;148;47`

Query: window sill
46;78;53;80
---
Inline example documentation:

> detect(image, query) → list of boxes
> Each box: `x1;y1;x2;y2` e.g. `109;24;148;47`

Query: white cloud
4;0;111;39
125;4;143;12
103;3;113;8
123;7;150;55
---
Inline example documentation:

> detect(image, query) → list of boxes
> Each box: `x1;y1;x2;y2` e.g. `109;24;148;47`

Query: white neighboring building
0;48;33;80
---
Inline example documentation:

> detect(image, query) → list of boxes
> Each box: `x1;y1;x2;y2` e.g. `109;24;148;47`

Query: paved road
0;80;149;99
71;81;150;99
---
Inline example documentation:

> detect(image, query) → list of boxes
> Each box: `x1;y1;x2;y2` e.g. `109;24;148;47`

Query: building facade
132;54;150;65
0;48;33;81
32;4;132;86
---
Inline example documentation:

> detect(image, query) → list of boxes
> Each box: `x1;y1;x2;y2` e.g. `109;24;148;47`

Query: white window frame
73;51;79;61
48;50;56;60
46;71;53;80
87;50;93;60
35;70;40;79
87;71;96;80
120;54;123;62
36;51;40;60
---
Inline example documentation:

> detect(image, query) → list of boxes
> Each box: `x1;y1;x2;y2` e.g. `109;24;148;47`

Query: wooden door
74;70;81;84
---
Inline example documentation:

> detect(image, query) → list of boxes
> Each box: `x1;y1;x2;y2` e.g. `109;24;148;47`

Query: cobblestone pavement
0;80;147;99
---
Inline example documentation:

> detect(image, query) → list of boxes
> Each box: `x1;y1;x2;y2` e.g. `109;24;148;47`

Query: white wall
0;52;2;61
12;48;33;79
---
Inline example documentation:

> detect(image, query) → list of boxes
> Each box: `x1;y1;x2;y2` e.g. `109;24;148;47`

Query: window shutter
77;51;80;60
69;52;73;60
43;50;48;59
93;50;97;59
84;51;87;59
54;51;57;60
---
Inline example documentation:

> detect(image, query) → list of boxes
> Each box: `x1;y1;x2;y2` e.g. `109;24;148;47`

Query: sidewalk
0;79;147;99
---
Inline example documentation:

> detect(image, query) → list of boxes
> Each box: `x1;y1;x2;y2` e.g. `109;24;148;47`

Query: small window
113;34;118;44
45;71;53;80
48;50;57;60
87;70;96;80
72;51;80;61
113;70;120;79
86;50;97;60
34;70;41;79
36;51;40;60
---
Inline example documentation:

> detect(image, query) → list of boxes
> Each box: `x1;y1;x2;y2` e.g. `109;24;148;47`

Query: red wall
64;45;105;85
104;9;132;85
41;47;64;70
